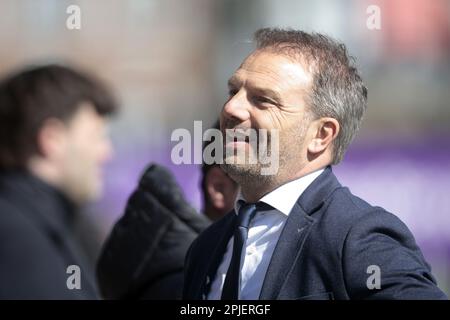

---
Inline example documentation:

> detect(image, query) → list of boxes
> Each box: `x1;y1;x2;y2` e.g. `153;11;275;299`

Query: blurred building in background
0;0;449;295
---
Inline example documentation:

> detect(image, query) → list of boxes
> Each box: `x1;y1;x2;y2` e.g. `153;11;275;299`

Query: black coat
96;164;210;300
0;171;98;299
184;166;448;300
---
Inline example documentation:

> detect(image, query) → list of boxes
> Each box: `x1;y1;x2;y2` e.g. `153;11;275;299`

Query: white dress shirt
207;168;324;300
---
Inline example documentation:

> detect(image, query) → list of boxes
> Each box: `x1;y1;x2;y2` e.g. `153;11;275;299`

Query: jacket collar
296;166;341;215
259;165;342;299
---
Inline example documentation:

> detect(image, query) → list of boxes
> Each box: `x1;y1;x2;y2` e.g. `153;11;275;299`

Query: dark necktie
221;202;257;300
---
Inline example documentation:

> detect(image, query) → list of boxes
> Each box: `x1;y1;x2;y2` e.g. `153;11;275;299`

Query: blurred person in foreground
183;28;448;300
0;65;117;299
96;121;239;299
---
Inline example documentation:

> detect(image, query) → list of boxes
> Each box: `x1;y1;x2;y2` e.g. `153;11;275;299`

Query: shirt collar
234;168;325;216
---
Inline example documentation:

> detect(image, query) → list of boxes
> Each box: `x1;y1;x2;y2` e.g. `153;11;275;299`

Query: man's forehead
231;50;312;87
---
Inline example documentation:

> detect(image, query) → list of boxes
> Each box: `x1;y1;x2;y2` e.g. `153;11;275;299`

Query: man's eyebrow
227;76;241;88
227;77;282;101
252;86;282;101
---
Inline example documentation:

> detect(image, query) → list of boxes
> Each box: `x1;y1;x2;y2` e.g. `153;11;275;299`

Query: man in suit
183;28;448;300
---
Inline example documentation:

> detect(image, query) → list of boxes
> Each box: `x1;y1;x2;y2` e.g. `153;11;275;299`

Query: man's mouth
225;128;253;144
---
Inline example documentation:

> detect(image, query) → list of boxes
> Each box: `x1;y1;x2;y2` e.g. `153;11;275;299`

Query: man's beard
220;120;309;188
220;133;273;187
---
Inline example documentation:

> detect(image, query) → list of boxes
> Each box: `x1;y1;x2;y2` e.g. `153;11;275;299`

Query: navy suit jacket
183;166;447;300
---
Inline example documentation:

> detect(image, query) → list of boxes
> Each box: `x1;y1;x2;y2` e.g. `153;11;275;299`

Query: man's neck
28;157;62;191
239;163;326;203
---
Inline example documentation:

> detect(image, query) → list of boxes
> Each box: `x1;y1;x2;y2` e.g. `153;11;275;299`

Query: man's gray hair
254;28;368;164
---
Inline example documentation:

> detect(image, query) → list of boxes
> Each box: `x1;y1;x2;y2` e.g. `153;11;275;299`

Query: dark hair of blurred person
0;64;117;299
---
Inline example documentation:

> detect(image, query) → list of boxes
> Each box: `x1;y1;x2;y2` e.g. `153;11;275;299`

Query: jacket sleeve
342;208;447;300
96;163;209;300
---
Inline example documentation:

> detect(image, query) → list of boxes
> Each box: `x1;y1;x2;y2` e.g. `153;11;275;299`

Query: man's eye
228;89;238;96
254;96;275;106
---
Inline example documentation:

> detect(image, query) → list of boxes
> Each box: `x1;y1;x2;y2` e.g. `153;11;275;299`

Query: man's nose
222;91;251;123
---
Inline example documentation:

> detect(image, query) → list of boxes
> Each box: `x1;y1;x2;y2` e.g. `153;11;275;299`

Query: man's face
220;50;313;184
59;103;113;204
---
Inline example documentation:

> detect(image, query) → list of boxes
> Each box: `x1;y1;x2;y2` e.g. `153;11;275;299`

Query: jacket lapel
196;212;236;299
259;166;342;299
258;203;313;299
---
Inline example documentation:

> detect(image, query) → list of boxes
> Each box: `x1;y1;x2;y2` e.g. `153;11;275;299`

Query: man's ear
36;118;67;160
307;117;340;155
